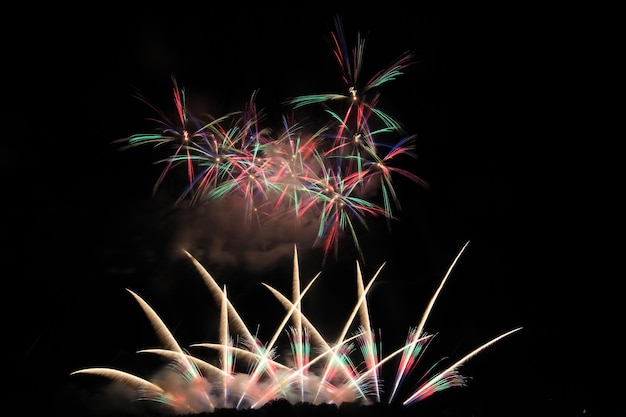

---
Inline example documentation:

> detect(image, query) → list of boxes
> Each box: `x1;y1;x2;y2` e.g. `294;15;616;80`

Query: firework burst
115;17;427;262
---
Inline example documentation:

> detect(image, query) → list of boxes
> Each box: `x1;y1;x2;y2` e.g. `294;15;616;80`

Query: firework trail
115;17;427;262
71;242;522;414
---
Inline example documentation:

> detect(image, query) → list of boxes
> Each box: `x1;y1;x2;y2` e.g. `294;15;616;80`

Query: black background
9;2;619;417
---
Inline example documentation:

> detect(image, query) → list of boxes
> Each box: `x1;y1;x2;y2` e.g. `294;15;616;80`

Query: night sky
10;3;619;417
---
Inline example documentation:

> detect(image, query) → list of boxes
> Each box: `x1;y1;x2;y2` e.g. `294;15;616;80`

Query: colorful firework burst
115;17;427;262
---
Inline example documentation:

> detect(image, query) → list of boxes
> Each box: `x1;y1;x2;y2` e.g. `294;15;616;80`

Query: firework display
70;16;522;416
71;243;522;414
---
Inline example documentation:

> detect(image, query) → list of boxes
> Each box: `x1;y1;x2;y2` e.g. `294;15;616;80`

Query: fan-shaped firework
71;242;522;414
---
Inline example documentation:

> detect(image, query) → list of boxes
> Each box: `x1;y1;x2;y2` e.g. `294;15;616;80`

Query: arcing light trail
71;242;522;414
116;16;427;261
